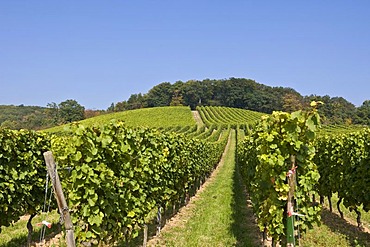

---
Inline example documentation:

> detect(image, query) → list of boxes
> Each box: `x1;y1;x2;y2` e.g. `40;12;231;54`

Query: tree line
1;78;369;130
109;78;370;125
0;99;89;130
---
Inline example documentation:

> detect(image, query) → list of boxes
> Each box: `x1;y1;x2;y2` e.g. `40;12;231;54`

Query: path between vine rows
147;130;261;247
145;130;370;247
191;110;204;127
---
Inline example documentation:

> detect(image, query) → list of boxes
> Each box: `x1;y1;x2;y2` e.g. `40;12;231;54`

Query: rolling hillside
43;106;196;133
43;105;366;137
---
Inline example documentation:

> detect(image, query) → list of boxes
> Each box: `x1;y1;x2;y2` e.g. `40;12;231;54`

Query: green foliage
0;100;86;130
170;89;184;106
0;129;50;231
197;106;264;128
0;104;226;244
282;92;305;112
319;124;365;135
237;107;322;241
306;95;357;125
146;82;173;107
115;78;298;113
3;102;370;246
3;78;370;129
124;93;147;110
315;128;370;213
51;121;227;245
0;105;50;130
112;78;369;125
354;100;370;125
44;106;195;134
57;99;85;123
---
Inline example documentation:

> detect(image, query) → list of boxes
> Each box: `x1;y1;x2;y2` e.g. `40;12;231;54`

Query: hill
2;77;370;130
0;105;49;130
0;100;87;130
112;78;369;126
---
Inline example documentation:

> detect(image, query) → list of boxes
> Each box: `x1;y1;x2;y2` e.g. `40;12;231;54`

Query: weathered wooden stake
43;151;76;247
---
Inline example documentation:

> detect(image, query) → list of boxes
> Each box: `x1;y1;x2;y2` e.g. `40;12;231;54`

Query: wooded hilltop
1;78;370;130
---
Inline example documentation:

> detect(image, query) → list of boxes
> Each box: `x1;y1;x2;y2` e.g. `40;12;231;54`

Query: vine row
237;106;321;243
51;121;228;245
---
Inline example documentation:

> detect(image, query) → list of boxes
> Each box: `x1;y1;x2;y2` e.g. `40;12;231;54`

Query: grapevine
237;105;322;242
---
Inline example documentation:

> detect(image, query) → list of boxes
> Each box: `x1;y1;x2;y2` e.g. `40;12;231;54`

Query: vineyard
44;106;196;134
196;106;264;128
1;105;370;246
319;124;365;135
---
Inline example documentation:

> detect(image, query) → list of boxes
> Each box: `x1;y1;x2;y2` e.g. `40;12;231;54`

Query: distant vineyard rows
197;106;264;128
44;106;196;134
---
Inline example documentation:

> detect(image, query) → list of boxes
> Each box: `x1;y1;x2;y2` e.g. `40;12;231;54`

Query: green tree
170;90;184;106
181;80;214;109
0;105;51;130
330;97;356;124
146;82;173;107
114;101;128;111
127;93;146;110
58;99;85;123
304;95;356;124
355;100;370;125
283;92;305;112
107;103;115;112
46;102;59;125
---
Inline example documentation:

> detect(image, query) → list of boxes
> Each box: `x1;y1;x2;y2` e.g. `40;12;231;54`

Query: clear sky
1;1;369;110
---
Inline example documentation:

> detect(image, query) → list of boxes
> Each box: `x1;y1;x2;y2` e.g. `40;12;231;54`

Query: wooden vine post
43;151;76;247
286;155;296;247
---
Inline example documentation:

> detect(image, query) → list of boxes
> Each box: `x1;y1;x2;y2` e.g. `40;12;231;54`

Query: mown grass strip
0;210;64;247
301;207;370;247
299;194;370;247
149;131;260;247
321;193;370;230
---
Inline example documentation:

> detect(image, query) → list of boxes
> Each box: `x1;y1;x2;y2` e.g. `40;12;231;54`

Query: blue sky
1;1;370;110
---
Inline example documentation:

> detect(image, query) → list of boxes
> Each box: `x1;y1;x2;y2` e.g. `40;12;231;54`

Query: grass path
300;199;370;247
191;110;204;127
148;130;261;247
